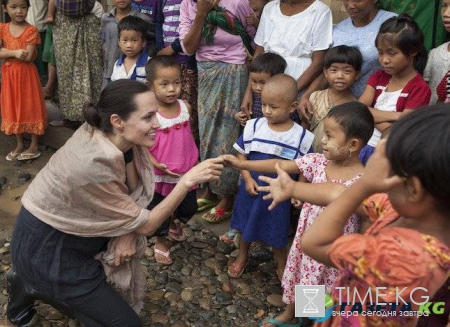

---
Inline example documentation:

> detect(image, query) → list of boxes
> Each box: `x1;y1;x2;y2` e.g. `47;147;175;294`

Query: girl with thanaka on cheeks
359;14;430;164
145;56;199;265
224;102;374;327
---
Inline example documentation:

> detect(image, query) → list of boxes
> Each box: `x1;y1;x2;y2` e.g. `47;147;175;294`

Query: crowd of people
1;0;449;326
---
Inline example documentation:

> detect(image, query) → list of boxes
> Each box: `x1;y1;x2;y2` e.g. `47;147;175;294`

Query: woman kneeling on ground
6;79;224;327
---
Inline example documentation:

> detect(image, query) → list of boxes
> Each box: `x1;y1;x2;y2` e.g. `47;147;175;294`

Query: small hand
221;154;241;169
240;90;253;117
15;49;28;61
197;0;220;16
258;164;295;210
157;46;175;56
155;162;181;178
244;177;258;196
109;232;137;266
297;97;313;124
234;111;249;127
246;14;259;27
291;198;303;209
360;139;405;193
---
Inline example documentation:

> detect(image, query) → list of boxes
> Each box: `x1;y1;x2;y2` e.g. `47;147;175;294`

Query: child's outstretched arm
258;164;348;211
301;140;404;266
222;154;299;174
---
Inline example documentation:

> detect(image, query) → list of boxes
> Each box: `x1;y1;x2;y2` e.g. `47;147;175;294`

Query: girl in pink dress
145;56;198;265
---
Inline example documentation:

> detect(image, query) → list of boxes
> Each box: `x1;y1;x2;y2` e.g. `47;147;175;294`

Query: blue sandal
259;315;302;327
219;228;237;244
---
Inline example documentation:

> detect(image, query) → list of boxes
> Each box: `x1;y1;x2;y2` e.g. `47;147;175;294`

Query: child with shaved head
226;74;314;280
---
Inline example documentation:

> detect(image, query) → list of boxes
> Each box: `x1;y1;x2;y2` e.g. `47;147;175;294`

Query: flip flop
201;207;232;223
259;315;303;327
5;151;22;161
197;198;220;212
17;152;41;161
154;246;173;265
168;222;186;242
219;228;237;245
227;260;248;278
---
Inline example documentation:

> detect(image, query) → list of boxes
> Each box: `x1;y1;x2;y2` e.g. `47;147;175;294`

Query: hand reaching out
221;154;242;170
258;163;295;210
154;162;181;178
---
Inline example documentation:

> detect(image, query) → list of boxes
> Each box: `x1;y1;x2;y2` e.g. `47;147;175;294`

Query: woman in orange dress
0;0;46;161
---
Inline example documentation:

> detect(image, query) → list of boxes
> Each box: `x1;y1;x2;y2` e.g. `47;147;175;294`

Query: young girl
145;56;198;265
308;45;361;152
359;14;431;164
300;105;450;327
225;102;374;327
0;0;46;161
226;74;314;280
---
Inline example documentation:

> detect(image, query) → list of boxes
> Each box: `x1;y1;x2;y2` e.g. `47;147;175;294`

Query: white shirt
423;42;450;104
254;0;332;80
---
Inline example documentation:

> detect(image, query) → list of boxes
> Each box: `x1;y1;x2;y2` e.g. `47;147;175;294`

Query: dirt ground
0;133;56;239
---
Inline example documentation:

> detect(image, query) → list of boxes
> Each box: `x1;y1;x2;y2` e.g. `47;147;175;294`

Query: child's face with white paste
321;117;352;160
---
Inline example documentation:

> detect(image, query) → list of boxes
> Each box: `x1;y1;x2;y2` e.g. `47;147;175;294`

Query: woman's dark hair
375;14;428;74
250;52;287;76
145;55;181;83
118;15;148;41
327;101;374;145
84;79;150;133
2;0;30;7
386;104;450;216
324;45;363;72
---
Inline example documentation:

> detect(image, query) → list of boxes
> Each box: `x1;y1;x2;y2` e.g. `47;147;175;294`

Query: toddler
226;74;314;280
111;15;150;83
308;45;361;152
145;56;198;265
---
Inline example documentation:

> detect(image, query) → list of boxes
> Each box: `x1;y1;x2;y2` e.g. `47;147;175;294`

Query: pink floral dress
282;153;362;303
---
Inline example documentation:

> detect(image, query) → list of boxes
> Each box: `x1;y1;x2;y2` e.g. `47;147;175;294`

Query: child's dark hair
84;79;151;134
327;101;374;145
2;0;30;7
145;55;181;83
118;15;148;41
386;104;450;216
375;14;428;74
250;52;287;76
324;45;363;72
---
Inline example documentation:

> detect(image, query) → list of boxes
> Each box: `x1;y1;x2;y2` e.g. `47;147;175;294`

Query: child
234;52;289;126
359;14;431;164
301;105;450;326
0;0;46;162
308;45;361;152
246;0;270;27
110;15;150;83
101;0;153;87
145;56;199;265
226;74;314;280
44;0;104;24
224;101;374;326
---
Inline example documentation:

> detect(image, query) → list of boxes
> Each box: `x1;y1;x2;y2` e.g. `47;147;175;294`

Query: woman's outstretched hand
182;157;224;188
258;164;295;210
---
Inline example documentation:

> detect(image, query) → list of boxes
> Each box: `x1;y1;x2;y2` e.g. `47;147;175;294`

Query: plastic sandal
201;207;232;223
17;152;41;161
227;260;248;278
154;246;173;265
5;151;21;161
219;228;237;244
168;222;186;242
197;198;219;212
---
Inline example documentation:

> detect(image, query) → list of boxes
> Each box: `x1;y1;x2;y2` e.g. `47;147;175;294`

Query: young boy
111;15;150;83
235;53;300;126
101;0;154;87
